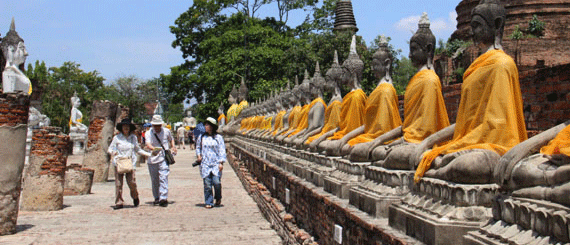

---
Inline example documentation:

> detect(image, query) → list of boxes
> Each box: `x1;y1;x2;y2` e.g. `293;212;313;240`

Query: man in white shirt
177;126;186;150
145;115;177;207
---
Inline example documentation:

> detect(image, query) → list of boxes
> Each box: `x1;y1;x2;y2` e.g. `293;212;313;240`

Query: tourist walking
108;118;150;209
196;117;226;209
145;115;177;207
177;125;186;149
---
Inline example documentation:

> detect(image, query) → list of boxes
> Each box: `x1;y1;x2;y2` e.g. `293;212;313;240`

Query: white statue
70;92;87;134
2;18;31;94
28;107;50;128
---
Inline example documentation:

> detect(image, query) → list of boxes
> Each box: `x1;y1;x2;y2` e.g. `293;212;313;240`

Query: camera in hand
192;161;201;167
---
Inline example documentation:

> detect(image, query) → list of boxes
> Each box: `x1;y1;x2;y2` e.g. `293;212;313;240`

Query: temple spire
334;0;358;34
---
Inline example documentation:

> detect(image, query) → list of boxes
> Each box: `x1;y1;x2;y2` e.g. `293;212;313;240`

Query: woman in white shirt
108;118;150;209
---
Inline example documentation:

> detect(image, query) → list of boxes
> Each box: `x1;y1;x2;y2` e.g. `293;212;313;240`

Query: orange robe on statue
271;111;287;135
403;69;450;143
289;98;326;137
348;83;402;146
280;106;302;136
541;125;570;156
415;50;527;182
305;100;341;144
327;89;367;140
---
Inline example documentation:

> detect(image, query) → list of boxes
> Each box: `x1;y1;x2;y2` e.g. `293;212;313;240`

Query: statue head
218;103;224;115
238;77;248;102
409;13;436;69
228;84;238;104
471;0;506;49
341;35;364;88
299;70;311;100
71;92;81;108
372;36;393;80
311;62;326;98
325;50;343;93
1;18;27;68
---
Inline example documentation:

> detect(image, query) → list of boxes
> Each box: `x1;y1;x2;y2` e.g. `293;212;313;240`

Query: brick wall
29;127;71;176
0;92;30;126
231;145;411;245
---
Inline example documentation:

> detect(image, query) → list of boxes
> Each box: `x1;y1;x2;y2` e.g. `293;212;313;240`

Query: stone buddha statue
291;62;327;148
217;103;226;127
333;36;402;157
261;89;285;139
284;69;325;145
70;92;88;134
348;14;450;165
236;77;250;118
494;121;570;205
268;90;290;139
273;77;303;141
412;1;527;184
305;51;344;151
317;35;367;155
28;107;50;128
1;18;31;95
276;76;308;143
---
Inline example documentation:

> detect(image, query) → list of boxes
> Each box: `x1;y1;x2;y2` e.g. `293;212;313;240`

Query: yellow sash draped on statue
289;98;326;137
306;100;340;144
541;125;570;156
348;83;402;146
236;101;249;117
415;49;527;182
280;106;302;136
218;114;226;125
227;104;238;123
328;89;367;140
403;69;450;143
263;116;273;130
271;111;287;135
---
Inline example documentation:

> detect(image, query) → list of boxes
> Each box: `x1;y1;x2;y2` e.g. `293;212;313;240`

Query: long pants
203;172;221;206
115;166;138;205
148;161;170;201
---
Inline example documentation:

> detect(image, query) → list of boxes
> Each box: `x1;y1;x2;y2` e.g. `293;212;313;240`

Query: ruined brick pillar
20;127;70;211
82;101;118;182
64;163;94;195
0;92;30;235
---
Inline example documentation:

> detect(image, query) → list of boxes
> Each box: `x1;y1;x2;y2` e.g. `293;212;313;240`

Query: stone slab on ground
0;147;282;244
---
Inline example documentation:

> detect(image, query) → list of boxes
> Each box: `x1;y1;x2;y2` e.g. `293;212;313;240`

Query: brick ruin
0;93;30;235
20;127;71;211
82;101;118;182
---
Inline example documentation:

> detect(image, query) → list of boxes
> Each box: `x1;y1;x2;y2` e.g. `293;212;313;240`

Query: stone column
20;127;70;211
64;163;94;195
82;101;118;182
0;92;30;235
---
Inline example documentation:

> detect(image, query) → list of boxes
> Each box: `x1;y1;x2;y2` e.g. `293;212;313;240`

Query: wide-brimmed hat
150;115;164;125
204;117;218;131
116;118;136;133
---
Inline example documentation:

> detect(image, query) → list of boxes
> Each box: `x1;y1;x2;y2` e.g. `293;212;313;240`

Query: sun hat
150;115;164;125
204;117;219;132
116;118;136;133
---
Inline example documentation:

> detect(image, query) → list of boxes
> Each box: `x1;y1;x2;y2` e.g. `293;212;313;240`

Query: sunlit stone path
1;147;282;244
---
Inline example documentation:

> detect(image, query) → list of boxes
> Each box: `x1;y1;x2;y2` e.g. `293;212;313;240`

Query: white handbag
116;157;133;174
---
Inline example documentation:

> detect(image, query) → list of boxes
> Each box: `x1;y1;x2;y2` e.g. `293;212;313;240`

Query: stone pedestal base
64;164;94;195
322;158;369;199
72;140;85;155
388;177;498;245
464;196;570;244
348;167;413;218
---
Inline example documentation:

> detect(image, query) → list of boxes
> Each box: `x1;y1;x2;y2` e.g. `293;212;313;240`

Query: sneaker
153;199;160;205
159;199;168;207
133;198;140;207
215;199;221;206
205;205;213;209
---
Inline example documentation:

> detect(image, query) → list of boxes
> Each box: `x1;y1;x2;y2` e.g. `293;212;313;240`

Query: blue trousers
203;172;221;206
148;161;169;201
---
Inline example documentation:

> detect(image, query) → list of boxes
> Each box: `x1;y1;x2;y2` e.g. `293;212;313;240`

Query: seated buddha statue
217;103;226;127
317;35;367;155
291;62;327;147
220;85;239;134
495;121;570;206
271;89;296;140
274;78;303;142
348;14;450;165
305;51;344;151
69;93;88;134
2;18;31;95
261;90;286;140
334;36;402;157
412;0;527;184
285;69;326;145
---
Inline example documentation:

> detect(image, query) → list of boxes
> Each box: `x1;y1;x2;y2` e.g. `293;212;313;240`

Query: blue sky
1;0;459;83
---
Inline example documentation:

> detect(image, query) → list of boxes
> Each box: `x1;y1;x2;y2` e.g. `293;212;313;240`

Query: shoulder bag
154;132;176;165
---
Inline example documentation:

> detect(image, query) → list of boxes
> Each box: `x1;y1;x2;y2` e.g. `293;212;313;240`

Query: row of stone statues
225;0;570;208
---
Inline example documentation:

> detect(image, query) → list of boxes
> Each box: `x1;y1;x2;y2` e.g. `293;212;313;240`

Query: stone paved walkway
1;147;282;244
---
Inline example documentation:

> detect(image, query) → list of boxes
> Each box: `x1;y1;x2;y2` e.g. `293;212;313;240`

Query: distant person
145;115;177;207
196;117;226;209
188;128;195;150
108;118;150;209
177;126;186;150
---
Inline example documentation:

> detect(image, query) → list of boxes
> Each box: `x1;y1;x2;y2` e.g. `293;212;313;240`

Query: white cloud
395;11;458;36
